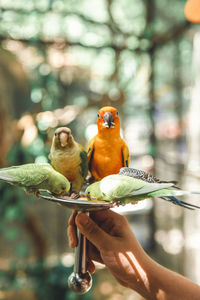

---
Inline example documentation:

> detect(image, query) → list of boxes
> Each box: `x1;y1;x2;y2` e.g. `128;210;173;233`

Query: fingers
67;211;78;248
87;259;96;274
90;209;130;237
87;242;104;264
90;209;128;227
67;209;130;249
67;226;77;248
68;210;77;225
75;213;111;250
67;211;103;273
90;209;119;222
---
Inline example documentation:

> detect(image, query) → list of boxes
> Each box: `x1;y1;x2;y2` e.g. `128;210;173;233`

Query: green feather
0;163;70;195
85;174;197;208
99;175;173;199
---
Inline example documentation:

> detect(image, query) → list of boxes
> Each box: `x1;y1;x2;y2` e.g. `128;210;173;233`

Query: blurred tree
0;48;30;166
0;0;197;299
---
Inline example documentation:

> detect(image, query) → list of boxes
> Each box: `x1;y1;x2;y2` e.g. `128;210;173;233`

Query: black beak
103;112;115;128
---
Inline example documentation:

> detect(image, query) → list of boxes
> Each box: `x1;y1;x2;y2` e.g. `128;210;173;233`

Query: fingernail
78;214;89;226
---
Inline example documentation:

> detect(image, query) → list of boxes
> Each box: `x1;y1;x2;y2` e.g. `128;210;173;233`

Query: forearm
146;258;200;300
70;211;200;299
128;247;200;300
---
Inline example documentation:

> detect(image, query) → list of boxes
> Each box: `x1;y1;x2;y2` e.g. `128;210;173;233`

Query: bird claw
70;192;80;199
26;190;40;198
34;191;40;199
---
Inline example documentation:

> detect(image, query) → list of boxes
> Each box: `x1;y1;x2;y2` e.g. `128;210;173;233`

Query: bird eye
87;191;90;194
62;186;66;190
97;113;101;119
116;111;119;116
55;132;58;136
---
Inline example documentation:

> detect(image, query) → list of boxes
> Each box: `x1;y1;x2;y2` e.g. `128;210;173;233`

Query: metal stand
68;229;92;294
38;192;113;294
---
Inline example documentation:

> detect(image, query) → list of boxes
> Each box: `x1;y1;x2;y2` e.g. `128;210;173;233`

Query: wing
20;170;49;187
129;181;174;196
2;164;50;188
119;167;178;185
121;142;130;167
100;174;174;200
79;144;89;179
119;167;160;183
100;175;146;199
87;136;95;168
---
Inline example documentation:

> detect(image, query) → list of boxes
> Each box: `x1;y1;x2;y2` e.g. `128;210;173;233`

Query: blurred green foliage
0;262;95;300
0;0;195;299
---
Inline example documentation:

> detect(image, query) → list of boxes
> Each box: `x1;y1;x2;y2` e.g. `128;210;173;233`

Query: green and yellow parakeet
0;163;70;196
49;127;88;197
85;174;200;210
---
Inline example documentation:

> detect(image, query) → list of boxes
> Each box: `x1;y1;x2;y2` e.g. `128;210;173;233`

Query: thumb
75;213;110;250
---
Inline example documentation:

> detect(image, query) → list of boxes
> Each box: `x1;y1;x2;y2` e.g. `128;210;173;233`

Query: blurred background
0;0;200;299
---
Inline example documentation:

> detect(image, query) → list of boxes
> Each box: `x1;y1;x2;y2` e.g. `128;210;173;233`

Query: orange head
96;106;120;135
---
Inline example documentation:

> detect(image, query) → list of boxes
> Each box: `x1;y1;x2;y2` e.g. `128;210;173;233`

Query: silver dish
38;191;114;211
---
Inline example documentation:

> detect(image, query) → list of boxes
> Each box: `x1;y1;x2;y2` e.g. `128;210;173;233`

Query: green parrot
85;174;200;210
49;127;88;198
0;163;70;197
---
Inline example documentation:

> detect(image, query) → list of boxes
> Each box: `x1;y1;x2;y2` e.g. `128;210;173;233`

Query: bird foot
70;192;80;199
26;190;40;198
34;191;40;199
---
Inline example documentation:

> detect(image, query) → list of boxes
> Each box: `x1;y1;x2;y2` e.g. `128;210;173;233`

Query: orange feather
87;106;130;181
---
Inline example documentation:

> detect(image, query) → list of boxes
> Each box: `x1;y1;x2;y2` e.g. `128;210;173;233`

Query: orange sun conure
87;106;130;182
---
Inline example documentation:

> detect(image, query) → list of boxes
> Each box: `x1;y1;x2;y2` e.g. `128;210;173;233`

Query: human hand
67;209;200;300
67;209;150;292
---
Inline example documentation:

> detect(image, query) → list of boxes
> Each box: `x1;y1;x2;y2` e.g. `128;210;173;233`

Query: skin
67;210;200;300
87;106;130;181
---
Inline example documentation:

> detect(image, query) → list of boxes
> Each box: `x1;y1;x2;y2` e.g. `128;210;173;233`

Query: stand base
68;271;92;294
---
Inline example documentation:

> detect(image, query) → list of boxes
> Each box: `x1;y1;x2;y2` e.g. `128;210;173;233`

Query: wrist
126;246;158;299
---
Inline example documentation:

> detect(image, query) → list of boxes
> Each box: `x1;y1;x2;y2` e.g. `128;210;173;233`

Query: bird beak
59;131;69;147
103;112;115;128
86;193;96;200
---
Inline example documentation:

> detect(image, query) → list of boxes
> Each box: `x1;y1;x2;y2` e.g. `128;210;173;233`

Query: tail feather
160;196;200;210
160;197;194;210
172;189;200;195
190;191;200;195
